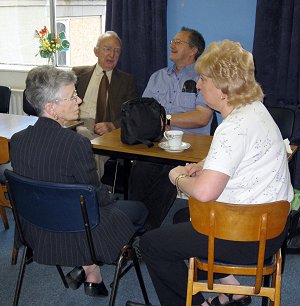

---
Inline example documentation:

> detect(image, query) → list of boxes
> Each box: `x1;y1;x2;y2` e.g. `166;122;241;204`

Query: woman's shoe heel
65;266;86;290
84;281;108;297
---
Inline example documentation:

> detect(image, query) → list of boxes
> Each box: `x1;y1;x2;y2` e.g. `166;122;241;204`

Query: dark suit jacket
10;117;135;265
72;65;137;128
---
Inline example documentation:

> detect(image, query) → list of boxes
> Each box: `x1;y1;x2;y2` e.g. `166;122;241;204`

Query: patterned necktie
95;70;109;123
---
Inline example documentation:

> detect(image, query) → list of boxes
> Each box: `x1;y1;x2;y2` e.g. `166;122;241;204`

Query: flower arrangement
35;26;70;64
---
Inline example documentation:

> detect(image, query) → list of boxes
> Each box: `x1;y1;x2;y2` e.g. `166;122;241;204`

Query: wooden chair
186;198;290;306
0;137;19;265
0;136;10;229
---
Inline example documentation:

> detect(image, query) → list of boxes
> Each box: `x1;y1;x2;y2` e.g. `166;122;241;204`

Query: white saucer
158;141;191;153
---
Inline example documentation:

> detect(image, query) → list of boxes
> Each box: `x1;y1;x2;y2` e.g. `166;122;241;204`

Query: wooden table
92;128;212;166
0;113;83;139
92;128;297;164
92;129;298;198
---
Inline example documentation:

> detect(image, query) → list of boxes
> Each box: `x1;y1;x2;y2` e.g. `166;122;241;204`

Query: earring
53;113;59;120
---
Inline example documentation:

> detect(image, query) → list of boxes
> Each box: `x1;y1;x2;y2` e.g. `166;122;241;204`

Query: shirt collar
167;62;196;75
95;63;113;77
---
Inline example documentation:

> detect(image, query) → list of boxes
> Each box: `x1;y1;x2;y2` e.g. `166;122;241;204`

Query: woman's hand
185;160;205;177
169;166;188;185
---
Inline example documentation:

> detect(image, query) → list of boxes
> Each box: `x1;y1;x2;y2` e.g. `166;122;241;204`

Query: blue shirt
143;63;211;134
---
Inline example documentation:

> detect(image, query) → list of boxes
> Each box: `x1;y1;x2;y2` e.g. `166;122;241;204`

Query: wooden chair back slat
189;199;290;241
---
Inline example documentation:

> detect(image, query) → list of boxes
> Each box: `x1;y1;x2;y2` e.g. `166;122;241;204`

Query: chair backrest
267;106;295;140
189;198;290;294
189;199;290;242
0;137;9;164
0;85;11;113
23;90;38;116
210;112;219;136
4;170;100;232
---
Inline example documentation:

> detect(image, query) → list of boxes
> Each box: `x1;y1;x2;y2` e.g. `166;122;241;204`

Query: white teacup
164;130;183;149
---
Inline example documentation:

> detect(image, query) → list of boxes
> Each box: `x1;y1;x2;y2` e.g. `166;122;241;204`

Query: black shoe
125;301;154;306
210;294;252;306
84;281;109;297
65;266;86;290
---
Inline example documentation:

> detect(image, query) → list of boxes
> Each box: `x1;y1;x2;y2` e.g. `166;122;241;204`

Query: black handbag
121;97;166;147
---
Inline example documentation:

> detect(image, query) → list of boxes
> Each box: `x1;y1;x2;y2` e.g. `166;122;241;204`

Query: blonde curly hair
195;40;264;107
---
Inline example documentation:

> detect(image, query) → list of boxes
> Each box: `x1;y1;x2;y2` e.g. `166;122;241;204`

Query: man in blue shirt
128;27;213;231
143;27;212;133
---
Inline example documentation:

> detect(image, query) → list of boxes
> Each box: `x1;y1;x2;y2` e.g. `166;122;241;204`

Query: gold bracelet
175;174;188;195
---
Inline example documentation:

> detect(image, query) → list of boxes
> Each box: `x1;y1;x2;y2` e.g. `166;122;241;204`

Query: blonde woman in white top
135;40;293;306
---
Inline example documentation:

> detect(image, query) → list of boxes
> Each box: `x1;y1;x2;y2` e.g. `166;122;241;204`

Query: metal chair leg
261;275;270;306
109;249;126;306
56;265;69;288
131;247;150;304
109;244;150;306
13;247;28;306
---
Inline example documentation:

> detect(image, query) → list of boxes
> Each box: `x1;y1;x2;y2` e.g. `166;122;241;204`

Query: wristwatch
166;114;172;126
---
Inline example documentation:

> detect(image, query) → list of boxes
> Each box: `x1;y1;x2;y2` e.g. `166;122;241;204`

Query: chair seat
197;256;275;267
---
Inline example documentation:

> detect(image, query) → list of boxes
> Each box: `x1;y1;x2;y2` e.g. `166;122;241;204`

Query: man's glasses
101;45;121;55
170;39;189;46
55;90;78;103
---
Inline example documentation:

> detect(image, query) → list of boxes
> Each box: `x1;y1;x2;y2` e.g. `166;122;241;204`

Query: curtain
253;0;300;188
253;0;300;107
105;0;167;95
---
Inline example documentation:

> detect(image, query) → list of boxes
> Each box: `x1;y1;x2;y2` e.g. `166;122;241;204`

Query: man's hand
94;122;116;136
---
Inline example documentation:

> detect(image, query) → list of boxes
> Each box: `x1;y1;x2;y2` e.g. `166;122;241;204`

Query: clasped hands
94;122;115;136
169;160;204;185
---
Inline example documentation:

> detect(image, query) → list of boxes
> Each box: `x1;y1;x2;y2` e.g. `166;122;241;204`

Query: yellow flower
35;26;70;60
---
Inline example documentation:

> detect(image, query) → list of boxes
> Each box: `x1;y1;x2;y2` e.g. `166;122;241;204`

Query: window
0;0;106;67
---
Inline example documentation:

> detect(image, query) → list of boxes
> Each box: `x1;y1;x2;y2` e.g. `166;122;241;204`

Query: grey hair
96;31;122;47
25;66;77;115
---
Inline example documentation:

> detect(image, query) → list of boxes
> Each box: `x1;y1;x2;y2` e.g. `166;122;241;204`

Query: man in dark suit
72;31;137;177
72;31;137;138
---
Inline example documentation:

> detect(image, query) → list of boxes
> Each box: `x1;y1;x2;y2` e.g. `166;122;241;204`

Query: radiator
10;89;25;115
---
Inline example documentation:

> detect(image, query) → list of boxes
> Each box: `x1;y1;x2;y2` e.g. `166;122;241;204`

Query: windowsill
0;64;35;73
0;64;72;90
0;64;71;73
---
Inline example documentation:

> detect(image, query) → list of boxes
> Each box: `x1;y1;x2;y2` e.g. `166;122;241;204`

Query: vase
48;54;56;66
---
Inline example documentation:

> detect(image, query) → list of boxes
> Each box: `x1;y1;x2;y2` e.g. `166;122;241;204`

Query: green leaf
59;32;66;39
40;50;51;58
47;33;55;41
61;40;70;50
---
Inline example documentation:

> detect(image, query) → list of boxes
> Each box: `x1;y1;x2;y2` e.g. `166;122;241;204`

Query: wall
167;0;257;64
0;0;257;91
167;0;257;123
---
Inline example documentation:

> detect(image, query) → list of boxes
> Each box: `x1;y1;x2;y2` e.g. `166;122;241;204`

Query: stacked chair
0;137;19;264
0;85;11;113
0;137;10;229
266;106;300;254
22;90;37;116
